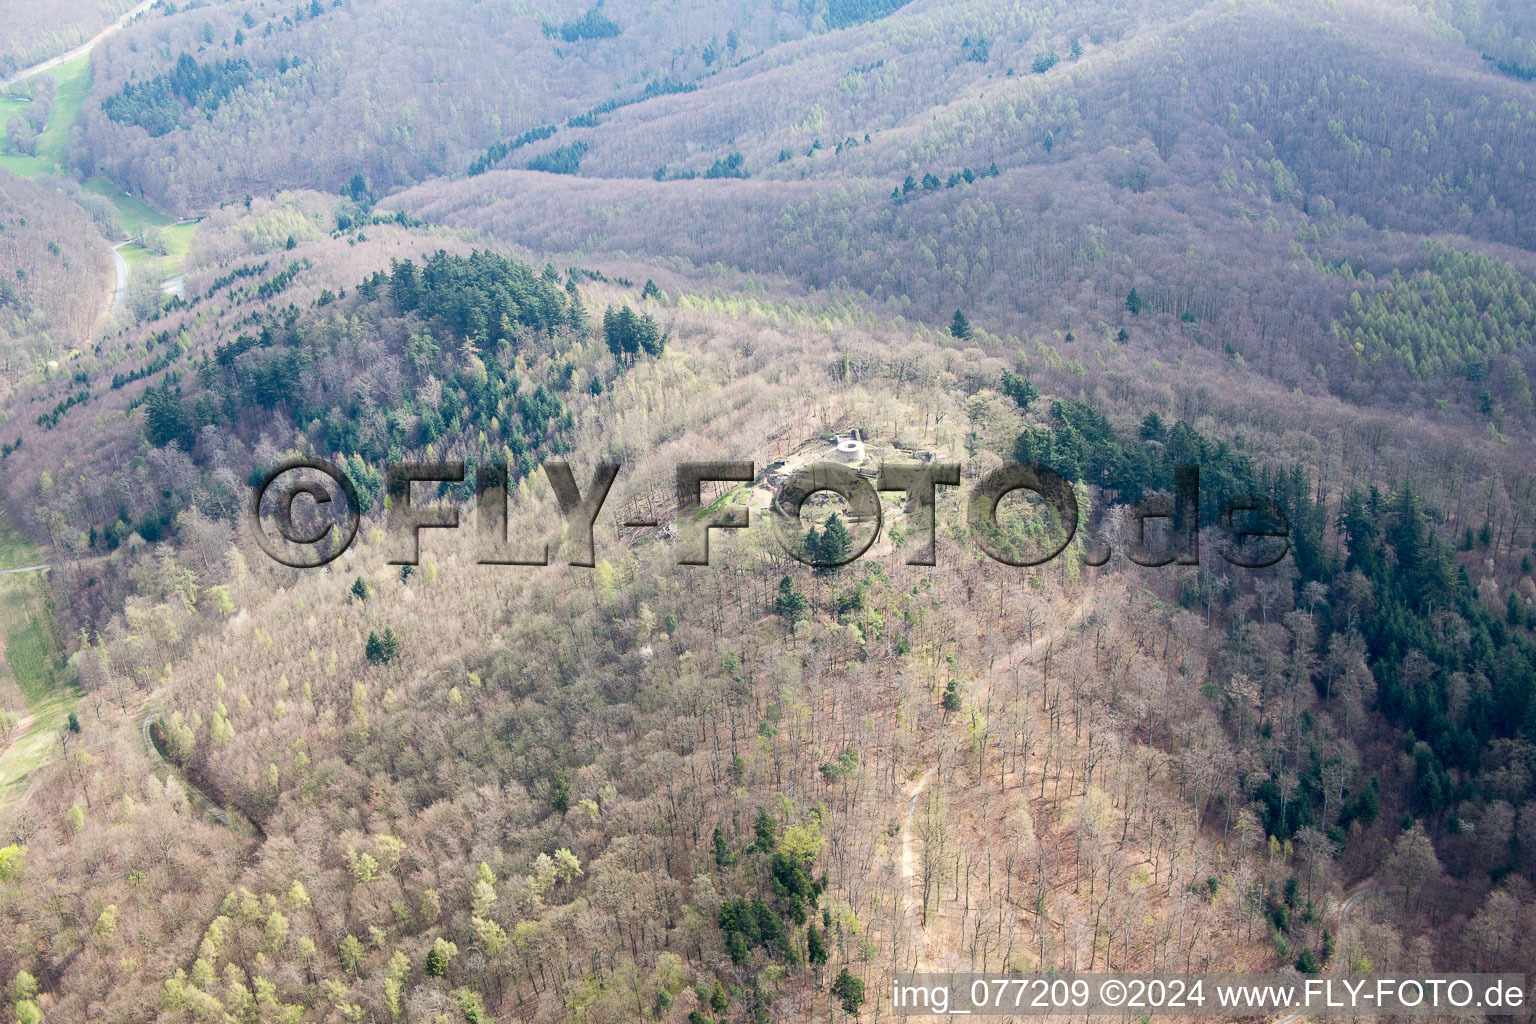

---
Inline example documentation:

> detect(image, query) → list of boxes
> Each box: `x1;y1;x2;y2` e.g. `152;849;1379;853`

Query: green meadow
0;512;79;805
32;53;90;165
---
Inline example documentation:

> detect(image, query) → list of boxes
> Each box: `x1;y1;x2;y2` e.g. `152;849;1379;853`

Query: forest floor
892;583;1282;980
898;594;1096;972
0;510;78;805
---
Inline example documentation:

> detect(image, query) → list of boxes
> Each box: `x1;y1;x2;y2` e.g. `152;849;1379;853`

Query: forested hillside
0;226;1391;1018
71;0;808;212
2;0;1536;1020
0;0;135;78
0;173;114;374
1;191;1533;1018
1430;0;1536;80
387;0;1536;424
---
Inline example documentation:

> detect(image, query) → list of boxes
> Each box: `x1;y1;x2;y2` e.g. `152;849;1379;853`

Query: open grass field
0;92;55;176
161;219;195;254
1;57;96;184
31;52;89;166
0;151;52;176
4;57;183;241
116;240;152;266
82;175;178;235
0;510;77;805
0;511;40;572
115;218;194;278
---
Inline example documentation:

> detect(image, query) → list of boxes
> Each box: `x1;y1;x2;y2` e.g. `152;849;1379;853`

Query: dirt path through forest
1271;880;1380;1023
897;590;1095;972
109;244;129;319
898;765;937;970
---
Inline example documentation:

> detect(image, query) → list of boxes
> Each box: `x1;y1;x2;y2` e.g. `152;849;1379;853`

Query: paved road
1;0;159;91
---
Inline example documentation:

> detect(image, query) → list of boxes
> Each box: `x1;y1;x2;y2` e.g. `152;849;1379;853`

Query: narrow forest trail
139;712;238;830
0;555;111;576
897;590;1096;973
892;576;1376;997
1271;880;1380;1024
899;769;931;891
898;765;938;971
109;244;129;319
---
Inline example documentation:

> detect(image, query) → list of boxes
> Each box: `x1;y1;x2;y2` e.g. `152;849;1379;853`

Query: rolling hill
0;0;1535;1021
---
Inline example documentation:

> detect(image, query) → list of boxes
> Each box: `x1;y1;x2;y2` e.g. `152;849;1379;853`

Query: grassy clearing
117;240;154;267
0;93;56;176
119;240;169;274
32;53;90;166
160;220;195;255
0;691;74;804
0;152;53;176
5;596;66;703
83;176;176;234
3;57;178;238
0;52;89;178
117;225;192;278
82;183;193;282
0;515;77;804
0;513;40;572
